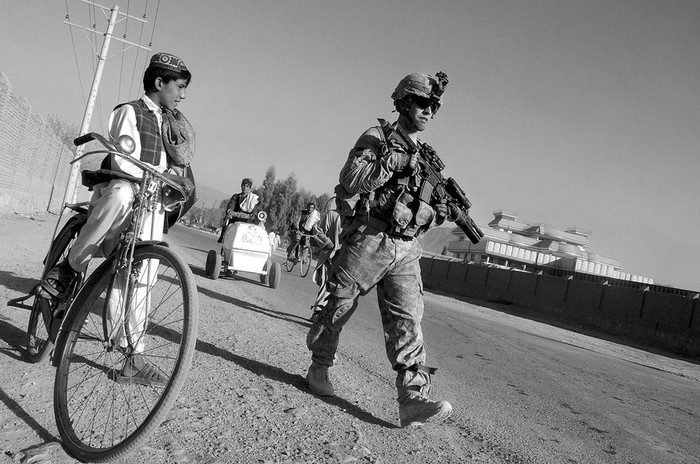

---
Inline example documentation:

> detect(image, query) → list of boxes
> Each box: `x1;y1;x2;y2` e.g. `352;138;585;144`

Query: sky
1;0;698;291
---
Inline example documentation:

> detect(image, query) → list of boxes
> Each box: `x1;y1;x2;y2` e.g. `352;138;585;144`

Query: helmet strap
394;97;413;117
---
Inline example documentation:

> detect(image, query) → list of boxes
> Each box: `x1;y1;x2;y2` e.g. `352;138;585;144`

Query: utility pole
61;1;151;205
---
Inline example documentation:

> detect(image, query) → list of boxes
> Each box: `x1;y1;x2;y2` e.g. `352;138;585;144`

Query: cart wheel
260;259;271;285
206;250;221;280
269;262;281;289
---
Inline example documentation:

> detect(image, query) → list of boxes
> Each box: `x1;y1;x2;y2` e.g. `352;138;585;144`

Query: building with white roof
447;209;653;284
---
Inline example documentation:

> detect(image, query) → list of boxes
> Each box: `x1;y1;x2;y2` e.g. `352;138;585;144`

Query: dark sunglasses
413;96;440;113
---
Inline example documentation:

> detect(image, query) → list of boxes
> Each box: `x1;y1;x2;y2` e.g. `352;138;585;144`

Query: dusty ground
1;212;698;464
0;212;474;464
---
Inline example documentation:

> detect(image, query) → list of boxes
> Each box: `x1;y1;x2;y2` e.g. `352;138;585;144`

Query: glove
434;203;448;226
434;203;448;219
384;152;411;172
383;138;419;173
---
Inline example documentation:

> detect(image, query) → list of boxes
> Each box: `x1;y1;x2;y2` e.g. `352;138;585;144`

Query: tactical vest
370;125;435;238
335;122;435;239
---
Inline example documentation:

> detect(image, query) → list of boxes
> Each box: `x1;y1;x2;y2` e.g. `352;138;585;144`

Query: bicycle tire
53;244;199;462
284;245;297;272
299;245;312;278
26;214;85;363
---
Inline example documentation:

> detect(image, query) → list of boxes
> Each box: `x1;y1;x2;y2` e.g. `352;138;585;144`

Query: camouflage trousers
306;230;431;390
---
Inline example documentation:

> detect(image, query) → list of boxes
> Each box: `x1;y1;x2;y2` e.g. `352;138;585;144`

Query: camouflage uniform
307;122;437;396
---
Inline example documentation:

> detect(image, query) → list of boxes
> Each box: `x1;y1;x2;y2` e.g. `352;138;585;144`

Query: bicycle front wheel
26;214;85;363
299;245;312;278
54;245;199;463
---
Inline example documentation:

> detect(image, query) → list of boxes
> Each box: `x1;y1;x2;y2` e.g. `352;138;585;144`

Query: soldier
306;71;453;427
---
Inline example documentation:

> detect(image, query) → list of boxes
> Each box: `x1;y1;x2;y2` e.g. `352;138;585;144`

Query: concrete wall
420;257;700;357
0;71;73;214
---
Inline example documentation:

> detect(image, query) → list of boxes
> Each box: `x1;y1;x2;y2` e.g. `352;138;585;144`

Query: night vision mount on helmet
391;71;449;115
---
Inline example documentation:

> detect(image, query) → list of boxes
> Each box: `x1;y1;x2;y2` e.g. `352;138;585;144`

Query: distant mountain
194;184;229;209
418;225;458;255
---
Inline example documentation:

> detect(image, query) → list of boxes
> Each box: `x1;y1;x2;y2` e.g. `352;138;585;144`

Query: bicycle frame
49;133;185;366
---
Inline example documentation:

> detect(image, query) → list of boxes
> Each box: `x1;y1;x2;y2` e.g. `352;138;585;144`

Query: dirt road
1;212;698;464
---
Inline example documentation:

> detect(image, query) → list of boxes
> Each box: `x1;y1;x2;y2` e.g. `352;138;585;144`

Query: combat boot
398;393;452;427
306;364;335;397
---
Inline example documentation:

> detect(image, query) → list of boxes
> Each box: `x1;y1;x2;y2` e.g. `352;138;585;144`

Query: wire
148;0;161;48
65;0;87;109
86;0;105;131
129;0;150;98
117;0;131;103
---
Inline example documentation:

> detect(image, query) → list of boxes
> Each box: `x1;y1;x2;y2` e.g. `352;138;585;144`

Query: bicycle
284;232;314;277
19;203;89;363
9;132;199;462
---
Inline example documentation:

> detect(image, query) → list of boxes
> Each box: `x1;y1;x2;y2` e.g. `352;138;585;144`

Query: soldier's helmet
391;71;448;115
391;73;434;101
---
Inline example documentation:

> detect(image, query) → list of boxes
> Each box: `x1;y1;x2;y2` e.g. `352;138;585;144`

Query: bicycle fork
102;180;154;356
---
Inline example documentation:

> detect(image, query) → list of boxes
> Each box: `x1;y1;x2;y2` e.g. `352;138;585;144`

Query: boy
39;52;195;386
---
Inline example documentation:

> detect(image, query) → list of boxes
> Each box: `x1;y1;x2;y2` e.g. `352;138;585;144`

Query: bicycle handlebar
71;132;188;199
73;133;97;147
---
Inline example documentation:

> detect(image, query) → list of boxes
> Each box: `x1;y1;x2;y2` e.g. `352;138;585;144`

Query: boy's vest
84;99;166;188
115;99;164;166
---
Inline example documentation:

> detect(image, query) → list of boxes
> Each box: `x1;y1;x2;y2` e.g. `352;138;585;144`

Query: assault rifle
379;119;484;244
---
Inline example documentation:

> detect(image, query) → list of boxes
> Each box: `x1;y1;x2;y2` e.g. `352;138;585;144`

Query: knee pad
326;297;356;328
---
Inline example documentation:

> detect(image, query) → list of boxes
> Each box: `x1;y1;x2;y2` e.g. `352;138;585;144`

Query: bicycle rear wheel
26;214;85;363
284;246;297;272
299;245;312;278
53;245;199;463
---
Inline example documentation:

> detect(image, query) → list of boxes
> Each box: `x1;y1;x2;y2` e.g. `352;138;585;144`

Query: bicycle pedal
6;293;35;310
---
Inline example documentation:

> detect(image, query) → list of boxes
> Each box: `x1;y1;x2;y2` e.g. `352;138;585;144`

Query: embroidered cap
241;178;253;187
148;52;188;73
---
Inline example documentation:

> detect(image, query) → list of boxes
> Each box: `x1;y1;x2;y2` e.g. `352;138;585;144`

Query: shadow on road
0;317;28;361
195;337;397;429
0;270;39;295
435;289;700;366
0;385;56;443
194;285;311;328
177;244;212;255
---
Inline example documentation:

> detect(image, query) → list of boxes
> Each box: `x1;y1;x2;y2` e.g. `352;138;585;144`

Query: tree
46;113;103;170
316;193;332;212
257;166;276;214
46;114;79;153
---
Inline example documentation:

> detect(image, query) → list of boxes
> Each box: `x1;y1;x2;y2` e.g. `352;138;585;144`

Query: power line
64;0;87;107
116;0;131;103
148;0;160;47
128;0;149;98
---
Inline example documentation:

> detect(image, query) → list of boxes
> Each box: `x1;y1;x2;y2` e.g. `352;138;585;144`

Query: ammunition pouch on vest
336;121;439;240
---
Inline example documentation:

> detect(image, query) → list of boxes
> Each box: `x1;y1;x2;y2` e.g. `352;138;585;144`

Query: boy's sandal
38;261;77;300
116;362;168;387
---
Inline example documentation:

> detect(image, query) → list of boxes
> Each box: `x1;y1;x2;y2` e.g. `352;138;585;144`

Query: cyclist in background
38;52;195;386
286;202;321;261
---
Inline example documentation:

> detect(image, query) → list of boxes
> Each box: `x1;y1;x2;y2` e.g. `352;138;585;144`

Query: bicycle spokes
55;246;197;460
